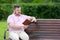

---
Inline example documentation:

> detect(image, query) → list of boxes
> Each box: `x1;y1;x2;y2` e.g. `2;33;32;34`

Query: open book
23;19;32;25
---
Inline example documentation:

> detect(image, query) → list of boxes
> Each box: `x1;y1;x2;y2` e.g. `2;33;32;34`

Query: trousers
9;31;29;40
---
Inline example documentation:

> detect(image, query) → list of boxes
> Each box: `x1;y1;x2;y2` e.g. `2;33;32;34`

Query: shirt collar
13;13;21;16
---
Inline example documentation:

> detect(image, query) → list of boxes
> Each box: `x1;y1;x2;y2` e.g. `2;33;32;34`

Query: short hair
13;4;20;9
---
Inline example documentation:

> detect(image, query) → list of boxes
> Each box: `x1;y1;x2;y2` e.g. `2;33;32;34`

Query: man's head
13;4;21;15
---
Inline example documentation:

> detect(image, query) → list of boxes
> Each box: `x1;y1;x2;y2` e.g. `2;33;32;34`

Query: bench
4;19;60;40
25;19;60;40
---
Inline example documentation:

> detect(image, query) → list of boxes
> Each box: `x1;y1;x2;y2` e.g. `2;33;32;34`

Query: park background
0;0;60;40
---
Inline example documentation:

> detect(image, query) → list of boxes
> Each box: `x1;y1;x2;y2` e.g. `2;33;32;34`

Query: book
23;19;32;25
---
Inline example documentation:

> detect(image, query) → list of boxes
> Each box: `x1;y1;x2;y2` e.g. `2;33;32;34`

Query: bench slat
25;19;60;40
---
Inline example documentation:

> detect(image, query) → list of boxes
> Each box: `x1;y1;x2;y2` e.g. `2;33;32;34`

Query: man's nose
18;12;20;13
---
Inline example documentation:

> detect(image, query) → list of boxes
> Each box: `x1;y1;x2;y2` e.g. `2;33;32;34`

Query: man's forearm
9;23;21;29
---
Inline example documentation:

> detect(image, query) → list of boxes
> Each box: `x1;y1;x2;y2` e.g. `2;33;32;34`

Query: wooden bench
25;19;60;40
4;19;60;40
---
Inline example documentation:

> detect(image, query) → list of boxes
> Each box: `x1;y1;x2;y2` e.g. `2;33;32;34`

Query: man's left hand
31;17;37;22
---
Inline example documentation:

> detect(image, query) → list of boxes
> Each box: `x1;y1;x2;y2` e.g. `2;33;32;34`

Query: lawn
0;21;8;40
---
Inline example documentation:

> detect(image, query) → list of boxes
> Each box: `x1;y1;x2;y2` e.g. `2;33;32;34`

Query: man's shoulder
8;14;13;18
21;14;30;17
21;14;32;18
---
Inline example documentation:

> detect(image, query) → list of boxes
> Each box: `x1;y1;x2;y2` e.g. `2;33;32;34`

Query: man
7;4;36;40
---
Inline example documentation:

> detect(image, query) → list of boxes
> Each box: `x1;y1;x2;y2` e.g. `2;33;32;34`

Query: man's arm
24;16;37;29
29;16;37;22
7;16;21;30
8;23;21;30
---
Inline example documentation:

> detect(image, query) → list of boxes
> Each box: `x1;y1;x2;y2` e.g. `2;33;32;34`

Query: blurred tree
21;0;33;3
0;0;17;4
52;0;60;2
0;0;8;3
33;0;52;3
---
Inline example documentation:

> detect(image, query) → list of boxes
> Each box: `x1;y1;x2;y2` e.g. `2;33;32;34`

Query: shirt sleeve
25;15;37;22
7;15;14;23
25;15;32;19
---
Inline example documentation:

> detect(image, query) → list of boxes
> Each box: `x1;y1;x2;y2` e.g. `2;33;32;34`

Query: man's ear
13;9;15;12
13;10;16;14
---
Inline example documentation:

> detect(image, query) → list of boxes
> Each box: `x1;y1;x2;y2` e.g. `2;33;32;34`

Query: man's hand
14;24;21;29
24;25;29;29
32;17;37;22
29;17;37;22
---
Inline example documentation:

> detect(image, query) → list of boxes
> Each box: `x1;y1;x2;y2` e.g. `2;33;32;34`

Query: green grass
0;21;8;40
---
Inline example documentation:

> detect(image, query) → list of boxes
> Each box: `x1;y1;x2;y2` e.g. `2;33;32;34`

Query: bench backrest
25;19;60;40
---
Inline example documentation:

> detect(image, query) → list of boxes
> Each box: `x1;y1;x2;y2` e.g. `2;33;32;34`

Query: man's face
14;7;21;15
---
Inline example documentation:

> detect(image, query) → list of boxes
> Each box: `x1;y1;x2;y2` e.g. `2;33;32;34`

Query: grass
0;21;8;40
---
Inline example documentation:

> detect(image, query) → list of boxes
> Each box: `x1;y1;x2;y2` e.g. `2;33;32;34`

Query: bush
0;4;60;20
22;4;60;19
0;4;12;20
